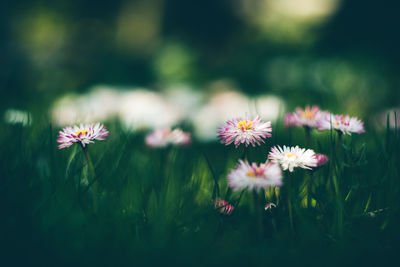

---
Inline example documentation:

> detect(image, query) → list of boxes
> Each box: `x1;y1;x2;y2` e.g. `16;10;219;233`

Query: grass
1;114;400;266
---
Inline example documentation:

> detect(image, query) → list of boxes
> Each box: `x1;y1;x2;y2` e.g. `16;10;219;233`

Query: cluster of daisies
56;124;191;150
215;106;364;215
284;106;365;135
56;105;364;216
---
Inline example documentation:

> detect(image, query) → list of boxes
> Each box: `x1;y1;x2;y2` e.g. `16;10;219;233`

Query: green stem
203;152;220;198
241;146;249;161
336;132;342;159
83;147;98;214
287;174;294;233
253;191;263;239
334;132;343;238
307;172;313;209
304;126;311;147
332;173;343;238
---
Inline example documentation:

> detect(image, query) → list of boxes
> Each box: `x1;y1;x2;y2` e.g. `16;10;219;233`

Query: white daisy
217;116;272;148
318;113;365;135
57;122;109;149
268;145;317;172
284;105;326;129
228;160;282;192
145;127;191;147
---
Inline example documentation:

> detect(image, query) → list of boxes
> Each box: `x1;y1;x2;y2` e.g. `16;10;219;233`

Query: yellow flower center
237;120;253;130
246;171;256;177
76;130;88;136
302;111;314;119
246;167;263;178
285;153;295;158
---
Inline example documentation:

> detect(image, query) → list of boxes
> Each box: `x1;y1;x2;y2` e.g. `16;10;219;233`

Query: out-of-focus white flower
145;127;191;147
192;86;252;141
4;109;32;126
268;145;317;172
51;85;124;126
372;108;400;130
217;116;272;148
254;95;285;122
228;160;282;192
119;90;183;131
57;122;109;149
318;113;365;135
284;105;326;128
164;84;205;121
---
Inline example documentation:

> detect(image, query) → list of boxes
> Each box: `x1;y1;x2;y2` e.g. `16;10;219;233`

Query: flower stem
253;191;263;239
336;132;342;158
203;152;220;198
240;146;249;160
306;172;313;209
287;173;294;234
304;126;311;147
334;132;343;238
83;147;98;214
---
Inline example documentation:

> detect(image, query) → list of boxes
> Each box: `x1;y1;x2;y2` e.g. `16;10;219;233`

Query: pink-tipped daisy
57;122;109;149
264;202;276;211
268;145;317;172
217;116;272;148
145;127;191;148
315;154;329;167
284;105;326;128
228;160;282;192
318;113;365;135
214;198;235;215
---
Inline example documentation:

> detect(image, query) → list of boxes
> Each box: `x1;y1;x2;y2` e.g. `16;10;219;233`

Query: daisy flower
268;145;317;172
57;122;109;149
145;127;191;147
264;202;276;211
217;116;272;148
315;153;329;167
318;113;365;135
284;105;325;128
228;160;282;192
214;198;235;215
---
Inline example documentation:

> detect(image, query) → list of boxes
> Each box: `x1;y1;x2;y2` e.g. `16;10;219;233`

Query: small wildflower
318;113;365;135
284;106;326;129
217;116;272;148
214;198;235;215
268;145;317;172
145;127;191;147
57;122;109;149
264;202;276;211
315;154;329;167
228;160;282;192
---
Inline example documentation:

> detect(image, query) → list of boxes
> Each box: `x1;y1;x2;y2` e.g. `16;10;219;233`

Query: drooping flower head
318;113;365;135
228;160;282;192
145;127;191;147
217;116;272;148
264;202;276;211
214;198;235;215
284;105;325;129
315;154;329;167
268;145;317;172
57;123;109;149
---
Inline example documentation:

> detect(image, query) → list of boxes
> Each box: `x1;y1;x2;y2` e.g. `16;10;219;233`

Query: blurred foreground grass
1;115;400;266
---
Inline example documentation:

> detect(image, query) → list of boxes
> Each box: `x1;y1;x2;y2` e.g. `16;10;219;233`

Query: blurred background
1;0;400;134
2;2;400;265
